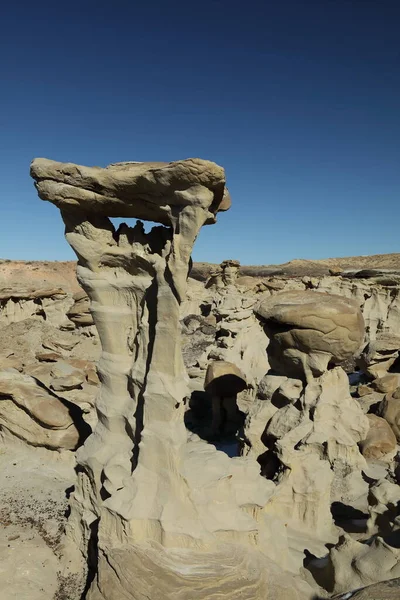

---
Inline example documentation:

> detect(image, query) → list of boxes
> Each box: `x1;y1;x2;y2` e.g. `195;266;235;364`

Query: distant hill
1;253;400;290
190;253;400;280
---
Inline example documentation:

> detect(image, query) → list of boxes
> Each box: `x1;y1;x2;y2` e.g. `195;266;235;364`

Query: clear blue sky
1;0;399;265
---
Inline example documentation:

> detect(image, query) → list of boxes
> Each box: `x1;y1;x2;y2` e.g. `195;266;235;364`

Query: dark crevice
303;548;334;594
79;517;99;600
99;471;111;502
130;278;158;472
257;448;282;480
164;263;181;305
331;501;369;534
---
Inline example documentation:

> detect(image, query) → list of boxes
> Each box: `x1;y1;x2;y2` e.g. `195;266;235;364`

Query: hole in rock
185;390;212;433
99;471;111;502
389;354;400;374
213;438;241;458
383;529;400;548
200;303;212;317
303;549;334;594
109;217;160;234
257;449;282;480
65;485;74;499
271;388;291;409
373;500;400;536
107;218;175;265
184;390;244;457
330;502;369;533
348;371;367;386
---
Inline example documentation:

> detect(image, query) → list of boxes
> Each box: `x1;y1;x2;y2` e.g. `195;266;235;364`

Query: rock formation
0;285;73;327
246;293;371;560
31;158;311;600
359;414;397;460
203;259;269;388
204;359;247;436
3;179;400;598
255;290;365;382
0;369;86;450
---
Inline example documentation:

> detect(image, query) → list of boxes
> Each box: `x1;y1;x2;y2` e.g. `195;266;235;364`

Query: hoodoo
31;158;308;600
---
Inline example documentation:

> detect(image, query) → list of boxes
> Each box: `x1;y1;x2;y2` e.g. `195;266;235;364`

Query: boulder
255;290;364;380
257;374;303;405
67;291;93;326
360;414;397;459
357;383;373;397
204;360;247;396
322;535;400;596
0;370;85;450
266;404;303;440
356;391;384;414
358;333;400;378
50;361;85;391
379;390;400;441
372;374;400;394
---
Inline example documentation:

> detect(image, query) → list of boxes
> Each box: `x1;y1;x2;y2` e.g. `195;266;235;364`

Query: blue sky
1;0;399;265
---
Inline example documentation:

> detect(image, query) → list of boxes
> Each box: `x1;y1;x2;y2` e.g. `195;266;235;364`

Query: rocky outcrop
255;290;365;382
0;286;73;328
204;360;247;437
0;370;87;450
205;262;270;385
332;578;400;600
30;157;313;600
67;290;94;327
308;275;400;340
359;414;397;459
379;388;400;441
260;368;369;533
358;333;400;378
205;259;241;289
240;287;400;588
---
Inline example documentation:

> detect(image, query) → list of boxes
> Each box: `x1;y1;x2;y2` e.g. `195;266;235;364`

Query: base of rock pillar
87;542;313;600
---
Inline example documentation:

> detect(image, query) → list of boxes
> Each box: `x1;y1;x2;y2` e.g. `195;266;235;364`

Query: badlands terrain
1;253;400;599
1;156;400;600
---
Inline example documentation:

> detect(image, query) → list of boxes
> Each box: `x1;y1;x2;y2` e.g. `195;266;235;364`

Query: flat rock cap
30;157;230;225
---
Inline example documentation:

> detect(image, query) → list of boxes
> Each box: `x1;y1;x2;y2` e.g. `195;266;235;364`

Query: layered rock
305;274;400;340
332;578;400;600
255;290;364;382
379;388;400;441
0;286;73;327
67;290;94;327
205;260;270;386
358;333;400;378
359;414;397;460
244;292;374;565
30;158;310;600
0;370;86;449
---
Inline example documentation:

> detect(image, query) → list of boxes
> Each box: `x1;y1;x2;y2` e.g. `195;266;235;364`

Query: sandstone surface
255;290;365;381
30;157;312;600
